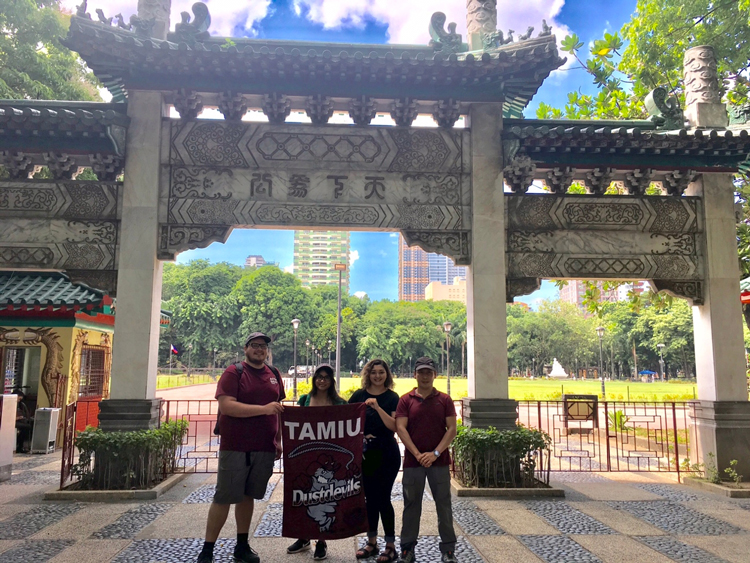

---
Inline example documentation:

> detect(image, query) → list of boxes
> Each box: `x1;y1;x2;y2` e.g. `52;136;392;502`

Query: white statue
548;358;568;379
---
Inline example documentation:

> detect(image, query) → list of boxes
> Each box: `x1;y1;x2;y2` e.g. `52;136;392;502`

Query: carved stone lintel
652;280;703;305
544;167;575;194
622;168;653;196
218;91;247;122
158;225;231;259
645;87;685;129
662;169;698;196
0;151;35;179
401;230;471;266
507;278;541;303
433;99;461;128
684;46;722;108
305;95;334;125
390;98;418;127
67;270;118;295
466;0;497;36
43;153;78;180
348;96;377;126
167;1;211;43
429;12;465;54
173;89;204;120
89;154;124;181
262;93;291;124
584;167;614;195
503;154;536;193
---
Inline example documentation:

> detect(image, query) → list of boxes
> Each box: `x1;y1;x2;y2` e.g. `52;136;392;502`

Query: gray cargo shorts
214;450;275;504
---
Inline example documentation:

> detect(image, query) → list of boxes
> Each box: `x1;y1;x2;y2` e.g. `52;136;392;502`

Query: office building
398;234;466;301
293;230;350;290
559;280;620;308
245;255;266;268
425;277;467;303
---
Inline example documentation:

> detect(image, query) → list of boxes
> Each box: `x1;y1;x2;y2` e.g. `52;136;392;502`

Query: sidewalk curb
43;472;189;502
682;476;750;498
450;478;565;498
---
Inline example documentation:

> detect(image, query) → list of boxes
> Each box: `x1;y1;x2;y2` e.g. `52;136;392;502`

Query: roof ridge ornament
482;20;554;50
429;12;467;54
645;87;684;130
75;0;91;19
167;2;211;44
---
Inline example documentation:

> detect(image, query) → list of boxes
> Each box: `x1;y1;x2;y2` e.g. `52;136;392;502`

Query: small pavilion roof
0;271;111;313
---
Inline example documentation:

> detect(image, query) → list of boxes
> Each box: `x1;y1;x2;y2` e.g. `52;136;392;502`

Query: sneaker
197;552;214;563
287;539;311;554
233;544;260;563
441;552;458;563
313;541;328;560
397;550;416;563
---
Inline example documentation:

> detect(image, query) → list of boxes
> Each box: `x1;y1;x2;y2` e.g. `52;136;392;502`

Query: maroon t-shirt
215;362;286;452
395;388;457;469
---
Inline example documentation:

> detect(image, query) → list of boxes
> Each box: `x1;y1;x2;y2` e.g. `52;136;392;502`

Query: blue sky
157;0;639;304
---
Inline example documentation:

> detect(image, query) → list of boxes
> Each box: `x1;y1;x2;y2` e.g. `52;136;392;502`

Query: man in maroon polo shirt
395;356;458;563
197;332;285;563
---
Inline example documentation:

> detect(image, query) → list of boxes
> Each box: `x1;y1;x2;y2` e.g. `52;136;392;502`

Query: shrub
452;423;552;488
70;420;188;490
340;386;360;400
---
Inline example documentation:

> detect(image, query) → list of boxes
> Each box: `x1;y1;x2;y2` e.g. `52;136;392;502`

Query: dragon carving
23;328;65;408
68;331;89;404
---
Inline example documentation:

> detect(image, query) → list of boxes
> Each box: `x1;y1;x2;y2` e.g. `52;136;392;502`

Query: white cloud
349;249;360;268
389;233;398;238
354;291;368;298
284;264;294;273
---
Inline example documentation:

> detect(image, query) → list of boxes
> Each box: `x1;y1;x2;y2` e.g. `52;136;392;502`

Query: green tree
0;0;99;100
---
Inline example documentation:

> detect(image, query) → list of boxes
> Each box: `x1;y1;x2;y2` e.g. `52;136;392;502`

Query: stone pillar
684;45;750;477
466;0;497;51
462;103;517;429
137;0;171;40
99;91;165;431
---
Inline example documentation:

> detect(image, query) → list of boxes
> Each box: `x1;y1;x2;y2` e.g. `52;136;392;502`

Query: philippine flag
170;344;179;355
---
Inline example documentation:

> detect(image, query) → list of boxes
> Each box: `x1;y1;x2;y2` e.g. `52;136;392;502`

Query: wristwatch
433;449;440;458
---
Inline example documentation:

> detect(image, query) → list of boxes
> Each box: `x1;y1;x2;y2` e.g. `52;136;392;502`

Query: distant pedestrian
197;332;284;563
287;364;346;561
395;357;458;563
349;359;400;562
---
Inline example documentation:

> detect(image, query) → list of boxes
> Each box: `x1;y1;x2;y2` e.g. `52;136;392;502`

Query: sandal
356;543;379;559
377;546;397;563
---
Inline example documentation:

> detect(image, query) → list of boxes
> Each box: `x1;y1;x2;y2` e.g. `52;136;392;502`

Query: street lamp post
443;321;452;396
657;343;666;381
334;263;347;389
213;347;217;376
305;339;310;382
596;326;606;397
292;318;301;400
187;344;193;378
328;339;332;366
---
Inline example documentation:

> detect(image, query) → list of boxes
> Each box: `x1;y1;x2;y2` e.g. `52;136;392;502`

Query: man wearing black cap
197;332;285;563
395;356;458;563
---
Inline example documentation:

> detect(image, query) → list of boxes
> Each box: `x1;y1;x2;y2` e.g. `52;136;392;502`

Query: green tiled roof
0;271;109;312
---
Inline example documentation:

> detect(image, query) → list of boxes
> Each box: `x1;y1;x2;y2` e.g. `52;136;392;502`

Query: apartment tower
293;230;350;290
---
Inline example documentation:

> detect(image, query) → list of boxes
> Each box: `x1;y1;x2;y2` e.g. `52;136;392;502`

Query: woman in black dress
349;359;400;562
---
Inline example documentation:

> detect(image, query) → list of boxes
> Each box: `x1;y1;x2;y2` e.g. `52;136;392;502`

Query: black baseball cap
245;332;271;346
414;356;437;372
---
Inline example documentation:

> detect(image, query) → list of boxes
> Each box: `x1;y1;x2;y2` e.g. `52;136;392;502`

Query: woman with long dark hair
287;364;346;561
349;359;400;562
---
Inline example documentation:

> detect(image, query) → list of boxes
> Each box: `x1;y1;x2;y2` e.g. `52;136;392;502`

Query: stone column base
0;464;11;482
461;398;518;430
689;400;750;478
98;399;161;432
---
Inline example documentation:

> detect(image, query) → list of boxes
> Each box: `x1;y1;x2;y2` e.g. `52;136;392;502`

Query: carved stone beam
89;154;124;181
390;98;418;127
349;96;378;126
401;230;471;266
584;167;614;195
662;169;698;196
43;153;78;180
507;278;541;303
306;95;334;125
173;89;204;120
0;151;35;179
158;225;232;260
503;154;536;193
262;93;291;124
67;270;118;296
218;91;248;122
622;168;653;196
544;167;575;194
651;280;703;305
432;99;461;128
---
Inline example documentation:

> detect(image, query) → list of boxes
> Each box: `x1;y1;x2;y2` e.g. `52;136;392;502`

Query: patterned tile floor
1;453;748;563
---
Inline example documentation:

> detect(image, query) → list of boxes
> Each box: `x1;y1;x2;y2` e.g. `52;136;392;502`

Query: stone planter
450;478;565;498
682;476;750;498
44;471;189;501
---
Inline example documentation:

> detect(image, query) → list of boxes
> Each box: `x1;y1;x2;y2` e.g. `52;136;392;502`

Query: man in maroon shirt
197;332;285;563
395;356;458;563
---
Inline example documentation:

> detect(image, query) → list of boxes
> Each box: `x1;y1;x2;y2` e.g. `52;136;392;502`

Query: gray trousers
400;465;457;553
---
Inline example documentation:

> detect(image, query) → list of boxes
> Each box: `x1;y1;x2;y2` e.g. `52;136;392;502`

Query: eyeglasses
248;343;268;350
314;373;332;380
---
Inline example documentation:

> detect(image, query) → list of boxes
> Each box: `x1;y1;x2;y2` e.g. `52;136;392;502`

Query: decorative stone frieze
90;154;124;181
623;168;653;196
305;95;334;125
158;225;231;259
433;99;461;129
402;230;471;266
684;46;722;108
262;93;292;124
173;89;204;120
506;278;541;303
503;154;536;193
662;170;698;196
0;152;35;179
218;91;248;122
544;167;575;194
348;96;378;126
584;167;614;195
390;98;419;127
43;153;78;180
652;280;703;305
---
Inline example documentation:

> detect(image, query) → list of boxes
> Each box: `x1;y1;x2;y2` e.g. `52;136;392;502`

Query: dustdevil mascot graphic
282;403;368;540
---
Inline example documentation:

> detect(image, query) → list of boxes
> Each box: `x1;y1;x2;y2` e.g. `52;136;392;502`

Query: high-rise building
559;280;619;308
245;255;266;268
398;235;467;301
293;230;350;290
425;277;467;303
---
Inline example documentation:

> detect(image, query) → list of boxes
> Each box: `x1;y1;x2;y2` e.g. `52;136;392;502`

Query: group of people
197;332;459;563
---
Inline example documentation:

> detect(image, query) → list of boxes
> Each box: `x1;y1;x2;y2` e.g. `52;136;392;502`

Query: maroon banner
281;403;367;540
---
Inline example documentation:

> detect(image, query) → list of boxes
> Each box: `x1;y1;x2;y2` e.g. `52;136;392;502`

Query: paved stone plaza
2;453;749;562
